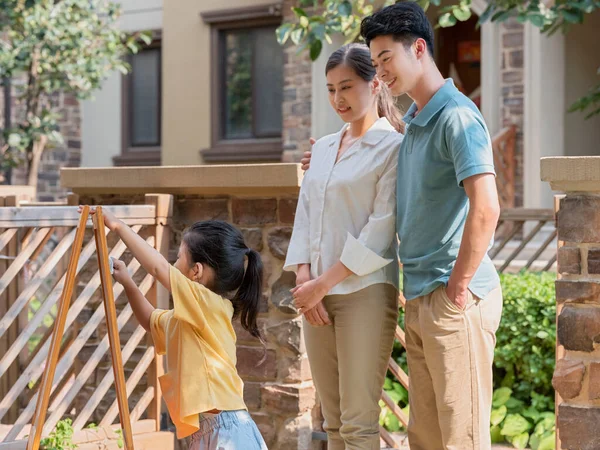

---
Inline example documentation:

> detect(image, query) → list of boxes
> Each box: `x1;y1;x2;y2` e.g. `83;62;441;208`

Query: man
302;3;502;449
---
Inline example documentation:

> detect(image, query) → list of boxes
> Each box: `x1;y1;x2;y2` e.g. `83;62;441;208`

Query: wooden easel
26;206;135;450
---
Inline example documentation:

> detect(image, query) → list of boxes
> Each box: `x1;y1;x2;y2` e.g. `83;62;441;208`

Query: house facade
3;0;598;208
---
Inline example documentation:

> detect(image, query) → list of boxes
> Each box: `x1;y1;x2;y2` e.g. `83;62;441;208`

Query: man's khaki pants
304;283;399;450
405;285;503;450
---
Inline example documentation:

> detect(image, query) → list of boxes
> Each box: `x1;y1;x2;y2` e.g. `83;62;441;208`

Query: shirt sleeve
339;138;398;276
170;265;223;331
444;105;496;186
283;179;311;274
149;309;169;355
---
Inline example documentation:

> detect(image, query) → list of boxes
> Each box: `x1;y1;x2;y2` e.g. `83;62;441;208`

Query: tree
277;0;600;118
0;0;150;187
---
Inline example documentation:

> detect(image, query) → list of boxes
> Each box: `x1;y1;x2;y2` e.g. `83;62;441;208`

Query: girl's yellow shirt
150;266;247;438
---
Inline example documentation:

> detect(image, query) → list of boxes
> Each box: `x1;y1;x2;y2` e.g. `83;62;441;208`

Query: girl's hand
291;278;328;315
112;259;133;286
296;264;311;286
78;206;121;231
304;301;331;326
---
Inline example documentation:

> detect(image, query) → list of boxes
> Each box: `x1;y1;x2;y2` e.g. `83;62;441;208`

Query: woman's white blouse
284;117;403;295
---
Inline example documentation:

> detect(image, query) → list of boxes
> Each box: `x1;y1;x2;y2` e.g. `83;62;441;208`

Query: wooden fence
0;194;173;449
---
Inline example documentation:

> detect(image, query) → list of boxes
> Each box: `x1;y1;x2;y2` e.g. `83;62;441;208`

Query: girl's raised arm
81;206;172;292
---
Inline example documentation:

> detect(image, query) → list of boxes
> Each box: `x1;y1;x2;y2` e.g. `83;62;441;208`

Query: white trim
480;21;502;135
524;24;540;209
524;24;565;208
472;0;502;134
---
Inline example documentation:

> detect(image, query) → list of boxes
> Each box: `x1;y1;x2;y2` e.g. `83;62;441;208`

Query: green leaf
292;7;307;17
491;10;514;22
522;406;541;423
501;414;532;437
534;414;556;434
493;387;513;407
511;432;530;449
310;39;323;61
312;23;326;40
536;331;549;339
139;31;152;45
529;14;546;28
453;5;471;21
384;410;401;432
530;433;541;450
561;9;584;23
338;1;353;17
491;405;508;426
290;28;305;45
439;12;457;27
478;3;495;25
491;425;504;443
276;23;293;44
506;397;525;412
538;431;556;450
300;15;309;28
383;378;393;390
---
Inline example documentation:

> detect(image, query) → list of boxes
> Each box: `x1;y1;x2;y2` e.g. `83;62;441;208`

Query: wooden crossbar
25;207;136;450
0;205;156;228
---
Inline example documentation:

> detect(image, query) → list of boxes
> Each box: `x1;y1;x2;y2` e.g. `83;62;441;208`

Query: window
114;39;162;166
201;4;284;162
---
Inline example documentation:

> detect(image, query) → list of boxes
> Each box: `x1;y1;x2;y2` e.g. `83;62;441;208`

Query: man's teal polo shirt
397;79;500;300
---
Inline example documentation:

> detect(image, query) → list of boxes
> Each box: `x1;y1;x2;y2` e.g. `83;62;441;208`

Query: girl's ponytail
232;248;263;340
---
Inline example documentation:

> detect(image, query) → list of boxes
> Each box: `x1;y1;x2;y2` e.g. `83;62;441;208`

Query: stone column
542;156;600;450
281;0;313;164
500;19;524;207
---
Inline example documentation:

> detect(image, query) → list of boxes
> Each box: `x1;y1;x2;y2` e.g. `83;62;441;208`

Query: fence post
0;195;27;422
144;194;173;431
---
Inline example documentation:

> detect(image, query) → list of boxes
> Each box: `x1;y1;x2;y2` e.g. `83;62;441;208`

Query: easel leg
93;207;135;450
26;207;90;450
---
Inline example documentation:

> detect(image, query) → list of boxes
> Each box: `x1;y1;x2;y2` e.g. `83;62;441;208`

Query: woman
284;43;404;450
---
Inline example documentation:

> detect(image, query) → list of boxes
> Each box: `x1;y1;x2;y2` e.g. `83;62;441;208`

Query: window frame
201;4;283;163
114;36;162;167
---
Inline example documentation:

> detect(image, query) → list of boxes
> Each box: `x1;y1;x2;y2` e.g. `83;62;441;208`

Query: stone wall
500;19;525;207
74;191;320;450
543;157;600;449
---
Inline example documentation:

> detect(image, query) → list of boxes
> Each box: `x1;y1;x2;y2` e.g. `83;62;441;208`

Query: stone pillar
281;0;313;163
500;19;524;207
542;157;600;450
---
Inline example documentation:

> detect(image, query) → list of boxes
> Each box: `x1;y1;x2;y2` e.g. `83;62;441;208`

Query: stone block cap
541;156;600;192
61;164;304;196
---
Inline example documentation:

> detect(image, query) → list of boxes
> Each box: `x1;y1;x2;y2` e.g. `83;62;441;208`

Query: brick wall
500;19;525;207
1;76;81;201
281;0;313;164
552;195;600;449
75;192;319;450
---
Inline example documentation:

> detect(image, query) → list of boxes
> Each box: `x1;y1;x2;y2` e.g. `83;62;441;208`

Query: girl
284;43;404;450
84;208;268;450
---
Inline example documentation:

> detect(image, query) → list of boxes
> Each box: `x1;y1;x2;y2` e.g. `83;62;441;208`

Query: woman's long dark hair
183;220;263;340
325;43;404;133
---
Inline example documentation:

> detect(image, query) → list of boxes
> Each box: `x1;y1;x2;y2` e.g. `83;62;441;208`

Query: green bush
381;271;557;449
495;272;556;410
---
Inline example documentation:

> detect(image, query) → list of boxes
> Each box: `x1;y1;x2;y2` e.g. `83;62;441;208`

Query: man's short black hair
360;1;435;57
